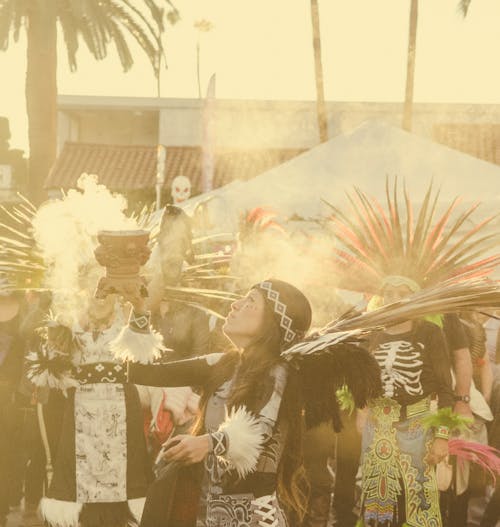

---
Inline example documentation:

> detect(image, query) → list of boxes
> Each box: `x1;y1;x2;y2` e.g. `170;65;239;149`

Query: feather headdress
326;178;499;294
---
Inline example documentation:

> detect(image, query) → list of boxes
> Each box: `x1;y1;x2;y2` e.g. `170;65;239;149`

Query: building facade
50;95;500;200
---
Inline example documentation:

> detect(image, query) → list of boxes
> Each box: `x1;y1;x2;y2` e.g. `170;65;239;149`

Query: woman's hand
426;437;449;465
162;434;211;465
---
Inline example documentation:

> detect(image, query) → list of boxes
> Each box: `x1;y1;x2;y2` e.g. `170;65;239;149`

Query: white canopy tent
184;121;500;231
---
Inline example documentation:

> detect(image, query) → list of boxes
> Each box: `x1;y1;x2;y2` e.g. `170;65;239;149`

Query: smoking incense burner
94;230;151;299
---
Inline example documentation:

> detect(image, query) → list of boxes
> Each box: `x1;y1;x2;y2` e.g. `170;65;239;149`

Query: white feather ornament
39;497;83;527
218;406;264;478
110;327;164;364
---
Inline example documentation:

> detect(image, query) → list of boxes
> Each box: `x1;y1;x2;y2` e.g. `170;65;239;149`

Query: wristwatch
454;394;471;403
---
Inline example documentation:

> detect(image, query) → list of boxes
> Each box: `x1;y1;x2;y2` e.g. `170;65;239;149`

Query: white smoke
32;174;139;324
230;219;349;326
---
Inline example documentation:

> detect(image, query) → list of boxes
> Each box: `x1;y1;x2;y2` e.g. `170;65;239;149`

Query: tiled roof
46;143;305;191
433;124;500;165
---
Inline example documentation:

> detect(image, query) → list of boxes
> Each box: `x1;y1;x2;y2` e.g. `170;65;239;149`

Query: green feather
336;385;355;415
423;313;444;328
421;407;472;433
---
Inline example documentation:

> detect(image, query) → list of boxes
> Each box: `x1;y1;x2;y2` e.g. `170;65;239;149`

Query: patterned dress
129;353;290;527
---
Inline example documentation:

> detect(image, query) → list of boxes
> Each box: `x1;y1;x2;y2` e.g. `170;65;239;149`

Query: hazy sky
1;0;500;151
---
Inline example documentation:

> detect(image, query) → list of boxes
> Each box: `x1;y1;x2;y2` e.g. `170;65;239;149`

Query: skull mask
171;175;192;204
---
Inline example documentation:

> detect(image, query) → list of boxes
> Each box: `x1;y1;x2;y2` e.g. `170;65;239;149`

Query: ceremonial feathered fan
282;276;500;361
282;276;500;430
325;178;499;294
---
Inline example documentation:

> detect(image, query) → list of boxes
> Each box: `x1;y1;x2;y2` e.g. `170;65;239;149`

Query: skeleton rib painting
374;339;424;398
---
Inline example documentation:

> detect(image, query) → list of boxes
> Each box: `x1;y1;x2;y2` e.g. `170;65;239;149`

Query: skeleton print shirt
370;321;454;408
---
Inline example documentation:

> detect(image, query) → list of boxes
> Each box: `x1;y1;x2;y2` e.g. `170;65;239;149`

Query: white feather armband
110;326;164;364
217;406;265;478
110;310;165;364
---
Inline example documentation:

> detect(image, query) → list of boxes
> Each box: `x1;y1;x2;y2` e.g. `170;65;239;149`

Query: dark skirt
140;462;203;527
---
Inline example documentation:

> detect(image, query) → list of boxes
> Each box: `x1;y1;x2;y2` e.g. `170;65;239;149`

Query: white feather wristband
217;406;265;478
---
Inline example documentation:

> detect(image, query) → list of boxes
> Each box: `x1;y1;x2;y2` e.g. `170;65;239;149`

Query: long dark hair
192;298;309;520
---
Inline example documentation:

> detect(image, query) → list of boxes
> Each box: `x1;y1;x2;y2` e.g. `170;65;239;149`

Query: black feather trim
299;344;382;432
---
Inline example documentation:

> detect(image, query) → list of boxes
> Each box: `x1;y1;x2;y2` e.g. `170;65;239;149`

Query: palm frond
0;0;29;49
103;2;155;70
50;0;178;73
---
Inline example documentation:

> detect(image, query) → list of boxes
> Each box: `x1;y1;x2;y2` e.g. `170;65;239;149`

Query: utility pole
156;144;166;210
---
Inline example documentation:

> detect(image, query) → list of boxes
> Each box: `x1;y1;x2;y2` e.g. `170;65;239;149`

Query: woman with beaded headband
128;278;381;527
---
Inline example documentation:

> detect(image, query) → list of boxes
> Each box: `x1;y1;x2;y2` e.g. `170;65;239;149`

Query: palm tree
0;0;179;203
310;0;328;142
403;0;472;131
402;0;418;131
457;0;472;16
194;19;214;99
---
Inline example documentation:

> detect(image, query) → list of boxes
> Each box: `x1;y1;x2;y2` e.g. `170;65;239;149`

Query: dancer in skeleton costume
362;278;454;527
128;279;382;527
323;180;500;527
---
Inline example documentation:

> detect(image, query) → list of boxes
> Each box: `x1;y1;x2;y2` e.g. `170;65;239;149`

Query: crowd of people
0;180;499;527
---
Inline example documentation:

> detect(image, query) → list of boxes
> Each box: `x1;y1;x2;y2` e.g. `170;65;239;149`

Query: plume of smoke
230;220;348;326
32;174;138;324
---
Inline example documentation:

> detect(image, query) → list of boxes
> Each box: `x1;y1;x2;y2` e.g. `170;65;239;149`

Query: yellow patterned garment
359;398;442;527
